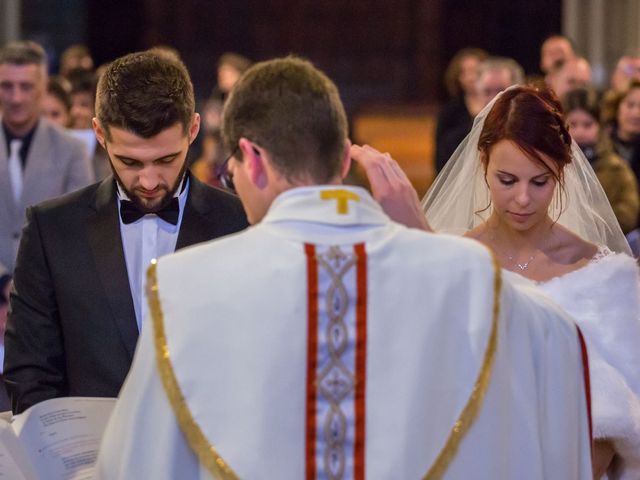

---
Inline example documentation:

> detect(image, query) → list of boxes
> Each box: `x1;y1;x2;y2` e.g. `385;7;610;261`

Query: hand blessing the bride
350;144;431;231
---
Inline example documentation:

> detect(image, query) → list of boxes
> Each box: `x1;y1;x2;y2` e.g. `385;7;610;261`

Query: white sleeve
95;319;204;480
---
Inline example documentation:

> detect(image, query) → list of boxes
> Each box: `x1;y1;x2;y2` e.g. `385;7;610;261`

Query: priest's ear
340;139;352;179
238;137;268;189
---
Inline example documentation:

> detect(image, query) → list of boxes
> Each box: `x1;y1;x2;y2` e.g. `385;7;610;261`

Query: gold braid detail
422;251;502;479
147;261;239;480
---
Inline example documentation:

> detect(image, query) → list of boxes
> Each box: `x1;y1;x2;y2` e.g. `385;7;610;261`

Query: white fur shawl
537;252;640;479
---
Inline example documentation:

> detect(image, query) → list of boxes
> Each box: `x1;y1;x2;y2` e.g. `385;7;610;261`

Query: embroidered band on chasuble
304;244;368;480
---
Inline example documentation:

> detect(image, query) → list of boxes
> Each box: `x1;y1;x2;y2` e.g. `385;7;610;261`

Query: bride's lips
508;211;534;222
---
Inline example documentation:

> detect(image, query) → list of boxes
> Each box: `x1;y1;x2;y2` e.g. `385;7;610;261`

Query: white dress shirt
117;178;188;331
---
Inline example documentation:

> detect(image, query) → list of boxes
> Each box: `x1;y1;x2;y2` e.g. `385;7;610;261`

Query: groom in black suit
4;51;248;413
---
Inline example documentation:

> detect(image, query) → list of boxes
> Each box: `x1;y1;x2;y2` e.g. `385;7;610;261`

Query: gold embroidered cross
320;189;360;214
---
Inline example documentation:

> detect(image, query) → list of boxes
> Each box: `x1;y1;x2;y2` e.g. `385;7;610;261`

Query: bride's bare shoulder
550;225;599;263
464;223;488;241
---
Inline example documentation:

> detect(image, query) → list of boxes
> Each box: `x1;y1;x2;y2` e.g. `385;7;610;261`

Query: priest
96;57;592;479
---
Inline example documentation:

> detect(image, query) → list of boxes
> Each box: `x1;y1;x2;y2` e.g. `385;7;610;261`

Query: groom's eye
154;156;178;165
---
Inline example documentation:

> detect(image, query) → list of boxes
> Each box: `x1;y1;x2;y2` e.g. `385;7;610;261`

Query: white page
0;418;38;479
12;397;115;480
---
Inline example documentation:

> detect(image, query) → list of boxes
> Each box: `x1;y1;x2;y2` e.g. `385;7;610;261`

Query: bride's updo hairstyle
477;85;573;187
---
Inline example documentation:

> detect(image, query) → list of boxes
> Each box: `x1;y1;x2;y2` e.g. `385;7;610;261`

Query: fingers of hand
349;144;416;201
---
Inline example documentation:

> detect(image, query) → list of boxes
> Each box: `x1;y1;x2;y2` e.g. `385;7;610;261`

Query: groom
4;51;248;414
97;56;592;479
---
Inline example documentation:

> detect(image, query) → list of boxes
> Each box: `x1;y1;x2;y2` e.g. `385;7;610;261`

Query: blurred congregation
2;0;640;478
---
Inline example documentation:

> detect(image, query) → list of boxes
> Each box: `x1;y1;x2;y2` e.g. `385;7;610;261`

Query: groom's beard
111;158;189;213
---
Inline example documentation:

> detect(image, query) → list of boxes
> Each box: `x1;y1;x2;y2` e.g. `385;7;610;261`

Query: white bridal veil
422;87;632;255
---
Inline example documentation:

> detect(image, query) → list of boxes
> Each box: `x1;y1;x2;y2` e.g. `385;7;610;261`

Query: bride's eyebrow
532;172;552;179
495;170;550;179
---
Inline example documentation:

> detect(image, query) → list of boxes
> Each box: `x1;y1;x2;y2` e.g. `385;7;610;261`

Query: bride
351;85;640;479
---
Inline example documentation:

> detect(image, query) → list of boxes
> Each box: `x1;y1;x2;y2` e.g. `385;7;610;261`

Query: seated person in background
58;44;93;79
475;56;525;108
210;52;252;102
434;47;488;173
41;77;72;129
191;131;226;187
97;56;591;480
540;34;576;75
546;57;592;100
190;98;226;187
601;79;640;186
192;52;253;186
563;87;639;233
611;50;640;91
67;68;97;130
66;68;111;179
437;55;524;173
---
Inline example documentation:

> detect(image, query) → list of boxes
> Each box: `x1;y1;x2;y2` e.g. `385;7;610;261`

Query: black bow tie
120;197;180;225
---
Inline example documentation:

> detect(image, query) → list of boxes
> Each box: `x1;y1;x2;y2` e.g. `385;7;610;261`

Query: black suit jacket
4;174;248;413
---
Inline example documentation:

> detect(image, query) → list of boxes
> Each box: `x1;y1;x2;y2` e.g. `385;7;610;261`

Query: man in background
540;34;576;75
476;56;525;108
547;56;592;99
611;50;640;91
0;40;93;271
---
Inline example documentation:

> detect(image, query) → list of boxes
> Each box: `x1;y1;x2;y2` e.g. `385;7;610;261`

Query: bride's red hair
478;85;572;185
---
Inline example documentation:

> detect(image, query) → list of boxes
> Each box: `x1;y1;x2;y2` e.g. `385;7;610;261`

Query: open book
0;397;115;479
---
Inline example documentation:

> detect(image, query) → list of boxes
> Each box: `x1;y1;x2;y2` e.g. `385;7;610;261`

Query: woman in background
41;77;72;129
601;80;640;186
563;87;639;233
434;48;488;173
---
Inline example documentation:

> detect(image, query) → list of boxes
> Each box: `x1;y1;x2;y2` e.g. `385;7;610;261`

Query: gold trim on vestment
148;249;501;479
147;261;240;480
422;251;502;480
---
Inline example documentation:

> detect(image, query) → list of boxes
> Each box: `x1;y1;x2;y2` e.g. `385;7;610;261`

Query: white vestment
96;186;592;480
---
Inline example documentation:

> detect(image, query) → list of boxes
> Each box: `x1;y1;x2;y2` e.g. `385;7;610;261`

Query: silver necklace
506;253;536;271
489;226;546;272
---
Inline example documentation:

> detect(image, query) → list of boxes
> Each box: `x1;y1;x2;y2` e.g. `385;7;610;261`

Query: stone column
564;0;640;89
0;0;21;44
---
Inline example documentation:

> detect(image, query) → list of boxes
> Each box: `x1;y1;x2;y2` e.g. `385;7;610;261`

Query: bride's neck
485;214;554;252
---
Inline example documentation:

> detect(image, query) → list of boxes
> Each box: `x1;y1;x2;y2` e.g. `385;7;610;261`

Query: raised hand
350;144;431;231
